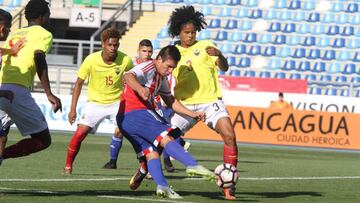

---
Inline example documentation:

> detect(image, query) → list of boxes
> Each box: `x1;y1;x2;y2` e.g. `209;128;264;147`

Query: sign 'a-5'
69;8;101;28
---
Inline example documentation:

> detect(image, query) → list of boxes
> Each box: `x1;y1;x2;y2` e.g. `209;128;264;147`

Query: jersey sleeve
77;56;91;80
33;32;53;54
128;63;146;84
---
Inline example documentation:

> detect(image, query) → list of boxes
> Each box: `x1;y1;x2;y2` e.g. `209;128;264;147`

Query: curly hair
101;27;120;43
0;9;12;27
25;0;49;21
168;5;207;38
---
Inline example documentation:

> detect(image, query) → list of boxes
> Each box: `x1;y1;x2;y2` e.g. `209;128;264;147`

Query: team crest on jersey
115;67;120;75
193;49;200;56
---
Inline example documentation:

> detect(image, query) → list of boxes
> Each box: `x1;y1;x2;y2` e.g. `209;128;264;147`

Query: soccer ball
214;163;239;188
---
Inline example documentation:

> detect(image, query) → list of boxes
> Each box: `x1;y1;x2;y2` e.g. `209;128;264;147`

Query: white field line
1;176;360;182
0;187;194;203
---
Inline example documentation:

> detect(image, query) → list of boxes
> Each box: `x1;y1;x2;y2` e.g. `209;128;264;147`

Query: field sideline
0;131;360;202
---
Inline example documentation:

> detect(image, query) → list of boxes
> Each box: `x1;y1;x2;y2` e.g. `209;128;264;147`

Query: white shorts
0;84;48;136
170;99;229;134
78;101;119;134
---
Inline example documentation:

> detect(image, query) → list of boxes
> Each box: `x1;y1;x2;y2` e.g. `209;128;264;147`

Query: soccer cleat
186;165;216;181
103;160;117;169
223;187;236;200
62;166;72;175
129;168;146;190
156;185;183;199
163;157;175;173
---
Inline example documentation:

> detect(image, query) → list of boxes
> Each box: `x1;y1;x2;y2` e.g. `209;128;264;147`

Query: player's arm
68;78;84;125
123;72;149;100
161;94;205;121
34;50;62;113
0;38;25;56
205;46;229;72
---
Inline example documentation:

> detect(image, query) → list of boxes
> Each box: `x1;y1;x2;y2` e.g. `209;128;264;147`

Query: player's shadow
240;191;323;199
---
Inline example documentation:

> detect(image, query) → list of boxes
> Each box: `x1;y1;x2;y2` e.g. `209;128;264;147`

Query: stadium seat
283;60;296;71
320;75;333;83
214;0;227;5
352;13;360;24
225;19;238;29
312;62;326;73
230;69;241;77
351;77;360;87
302;1;315;10
290;73;302;80
337;13;350;24
355;28;360;37
346;39;360;49
246;0;258;7
327;25;340;35
305;74;317;81
356;90;360;97
317;37;331;47
298;24;310;34
243;33;257;43
259;71;271;78
267;58;281;69
263;46;276;56
218;7;232;17
332;38;345;48
198;30;211;40
298;61;310;72
152;39;161;49
288;35;301;45
309;87;322;95
227;56;237;67
322;50;336;60
273;35;286;44
325;88;338;96
244;70;256;77
289;0;301;9
307;12;320;22
215;30;228;41
307;49;321;59
274;0;287;8
228;31;242;42
311;24;325;35
239;21;252;30
257;33;272;44
208;19;221;28
340;89;350;97
337;51;351;61
201;6;213;16
332;3;344;12
274;72;286;79
228;0;241;5
327;62;341;74
238;57;251;67
268;22;281;32
335;76;348;83
183;0;197;4
264;10;277;19
233;44;247;55
303;36;315;46
293;11;306;21
292;48;306;58
248;45;261;56
250;9;263;19
278;46;291;58
353;52;360;62
8;0;21;7
158;28;169;38
283;23;296;33
279;11;292;20
346;3;359;13
198;0;212;4
321;13;335;23
342;64;356;75
220;43;232;54
236;7;248;18
341;26;354;36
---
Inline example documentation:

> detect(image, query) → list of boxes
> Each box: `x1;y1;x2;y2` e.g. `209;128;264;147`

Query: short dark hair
156;45;181;62
279;92;284;97
168;5;207;38
25;0;50;21
101;27;120;43
0;9;12;27
139;39;153;48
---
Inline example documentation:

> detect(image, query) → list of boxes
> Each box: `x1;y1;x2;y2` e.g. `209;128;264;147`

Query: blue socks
162;137;185;159
110;136;122;160
164;140;197;167
148;158;168;187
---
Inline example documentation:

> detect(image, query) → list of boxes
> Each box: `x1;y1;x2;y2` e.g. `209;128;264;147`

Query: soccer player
0;0;62;165
63;27;133;174
117;45;215;199
103;39;152;169
269;92;293;109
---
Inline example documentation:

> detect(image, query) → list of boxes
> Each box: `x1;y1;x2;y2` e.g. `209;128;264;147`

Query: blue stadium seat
274;0;287;8
346;3;359;13
325;88;338;96
332;38;345;48
208;19;221;28
338;51;351;61
8;0;21;7
283;23;296;33
340;89;350;97
342;64;356;74
341;26;354;36
352;14;360;24
230;69;241;77
355;28;360;37
307;49;321;59
214;0;227;5
239;21;252;30
268;22;281;32
356;90;360;97
320;75;333;83
288;35;301;45
302;1;315;10
351;77;360;86
201;6;213;16
312;62;326;73
303;36;315;46
311;24;325;35
298;24;310;34
353;52;360;62
215;30;228;41
279;11;292;20
309;87;322;95
243;33;257;43
225;19;238;29
248;45;261;56
183;0;197;4
283;60;296;71
327;62;341;74
244;70;256;77
290;73;302;80
228;0;241;5
298;61;310;72
228;32;242;42
152;39;161;49
264;10;277;20
293;11;306;21
171;0;184;3
317;37;331;47
332;3;344;12
278;47;291;58
273;35;286;44
347;38;360;49
322;50;336;60
227;56;237;67
238;57;251;67
218;7;232;17
259;71;271;78
158;28;169;38
220;43;232;54
250;9;263;19
305;74;317;81
198;0;212;4
246;0;258;7
292;48;306;58
307;12;320;22
327;25;340;35
236;7;248;18
263;46;276;56
275;72;286;79
218;70;225;75
233;44;246;55
321;13;335;23
258;33;272;44
335;76;348;83
198;30;211;40
337;13;350;24
267;58;281;69
289;0;301;9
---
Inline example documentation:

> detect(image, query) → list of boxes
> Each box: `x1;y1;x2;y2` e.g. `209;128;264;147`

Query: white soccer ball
214;163;239;188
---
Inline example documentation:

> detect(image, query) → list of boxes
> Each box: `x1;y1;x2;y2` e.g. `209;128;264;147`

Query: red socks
65;128;88;168
223;144;238;167
3;137;47;159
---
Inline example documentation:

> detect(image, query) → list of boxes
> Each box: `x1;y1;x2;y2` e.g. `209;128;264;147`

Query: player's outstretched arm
68;78;84;125
205;46;229;72
0;38;26;56
124;72;149;100
34;50;62;113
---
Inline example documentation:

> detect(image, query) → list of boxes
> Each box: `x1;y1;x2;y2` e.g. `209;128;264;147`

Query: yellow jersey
0;25;53;88
269;101;293;109
78;51;133;104
173;40;221;104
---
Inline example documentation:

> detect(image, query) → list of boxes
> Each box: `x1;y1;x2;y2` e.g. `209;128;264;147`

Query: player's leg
64;124;91;174
103;127;122;169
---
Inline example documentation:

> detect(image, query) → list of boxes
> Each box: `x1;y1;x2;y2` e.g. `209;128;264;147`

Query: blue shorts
117;109;181;158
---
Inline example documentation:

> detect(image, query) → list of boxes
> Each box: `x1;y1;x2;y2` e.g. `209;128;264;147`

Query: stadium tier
151;0;360;97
